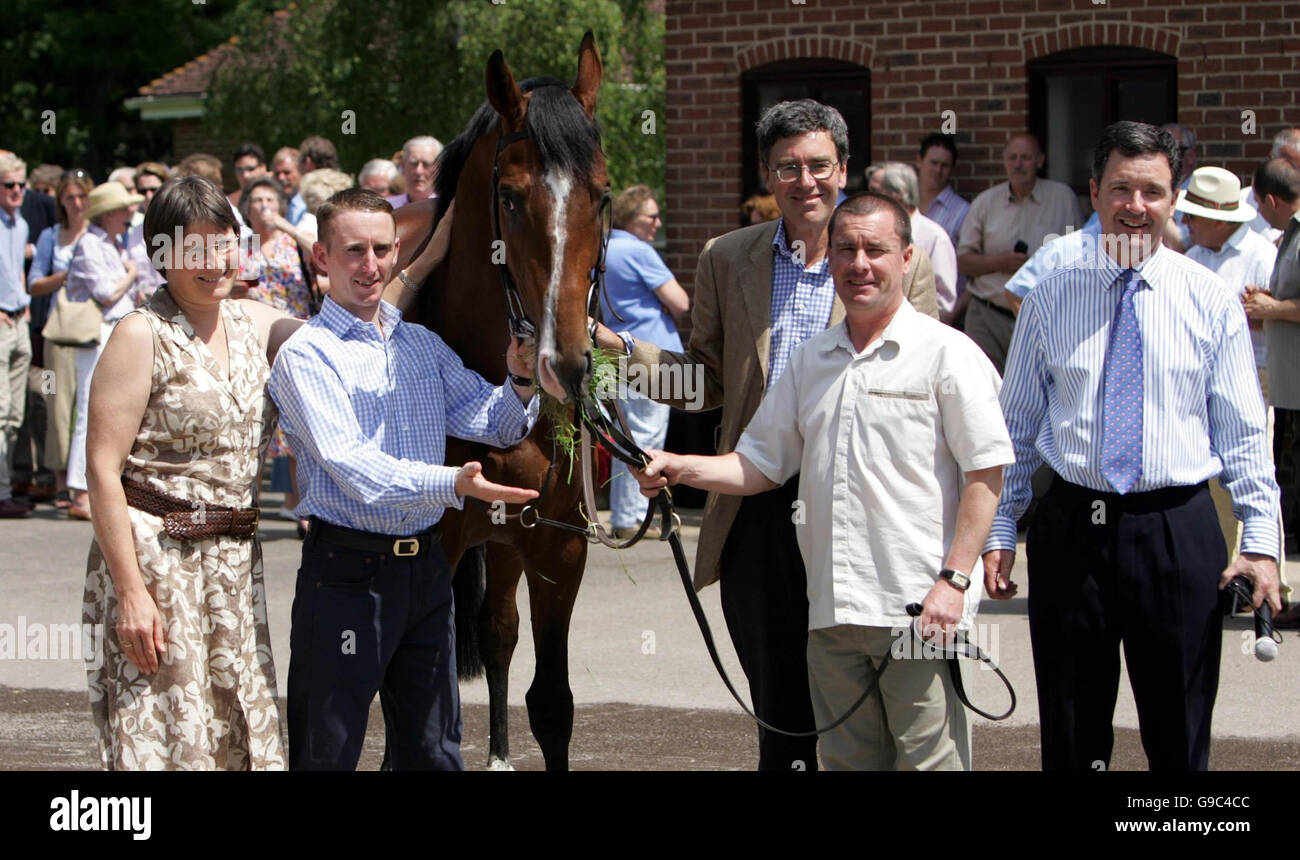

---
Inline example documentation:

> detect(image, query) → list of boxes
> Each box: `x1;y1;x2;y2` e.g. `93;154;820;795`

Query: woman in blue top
598;186;690;537
27;169;94;510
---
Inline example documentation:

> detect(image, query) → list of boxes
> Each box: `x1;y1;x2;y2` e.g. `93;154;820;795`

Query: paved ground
2;494;1298;770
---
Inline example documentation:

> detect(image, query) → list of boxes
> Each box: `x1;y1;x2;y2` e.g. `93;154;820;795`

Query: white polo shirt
1185;221;1277;368
735;300;1014;632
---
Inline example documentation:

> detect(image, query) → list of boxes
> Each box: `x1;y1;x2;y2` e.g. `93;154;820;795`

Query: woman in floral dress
82;175;302;769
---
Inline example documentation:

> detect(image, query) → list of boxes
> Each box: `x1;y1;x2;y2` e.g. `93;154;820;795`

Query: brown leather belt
121;476;260;540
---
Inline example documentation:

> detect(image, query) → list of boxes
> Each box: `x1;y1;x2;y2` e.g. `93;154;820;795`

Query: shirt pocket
857;387;938;469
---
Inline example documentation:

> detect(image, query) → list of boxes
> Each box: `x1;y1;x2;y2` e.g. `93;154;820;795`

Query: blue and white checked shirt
986;242;1281;559
268;297;539;535
768;219;836;388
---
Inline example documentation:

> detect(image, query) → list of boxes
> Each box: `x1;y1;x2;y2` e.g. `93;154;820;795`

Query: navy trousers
719;477;819;771
1026;477;1227;771
288;526;464;771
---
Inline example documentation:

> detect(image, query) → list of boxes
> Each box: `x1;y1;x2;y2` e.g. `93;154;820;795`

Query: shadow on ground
4;685;1298;771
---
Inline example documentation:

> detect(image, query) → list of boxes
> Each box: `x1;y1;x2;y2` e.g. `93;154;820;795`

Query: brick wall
664;0;1297;288
171;119;245;193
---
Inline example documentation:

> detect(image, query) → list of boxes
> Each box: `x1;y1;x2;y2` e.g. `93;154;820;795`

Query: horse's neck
429;227;510;383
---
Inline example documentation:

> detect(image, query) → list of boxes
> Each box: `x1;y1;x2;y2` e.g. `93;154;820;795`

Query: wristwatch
397;269;419;292
939;568;971;592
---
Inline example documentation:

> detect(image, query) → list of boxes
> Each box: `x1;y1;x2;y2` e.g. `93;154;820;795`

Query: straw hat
86;181;144;220
1174;166;1256;222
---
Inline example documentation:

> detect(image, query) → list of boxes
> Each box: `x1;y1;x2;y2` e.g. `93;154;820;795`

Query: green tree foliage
204;0;665;198
0;0;256;177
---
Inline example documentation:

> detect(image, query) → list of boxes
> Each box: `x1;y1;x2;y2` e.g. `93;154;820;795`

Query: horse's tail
453;544;487;680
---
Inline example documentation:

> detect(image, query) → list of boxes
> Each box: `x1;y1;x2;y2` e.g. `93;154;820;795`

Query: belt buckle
393;537;420;557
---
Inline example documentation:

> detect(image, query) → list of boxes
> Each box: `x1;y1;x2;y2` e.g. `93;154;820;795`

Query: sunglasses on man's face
1;181;25;190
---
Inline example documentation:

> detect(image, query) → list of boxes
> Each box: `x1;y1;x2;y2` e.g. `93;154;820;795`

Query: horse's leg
481;541;525;770
521;532;589;772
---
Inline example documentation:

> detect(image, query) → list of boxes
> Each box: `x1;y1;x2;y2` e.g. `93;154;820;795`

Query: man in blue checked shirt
268;188;539;771
982;122;1282;772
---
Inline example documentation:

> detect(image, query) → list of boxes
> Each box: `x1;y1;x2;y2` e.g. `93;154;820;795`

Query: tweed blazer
629;219;936;589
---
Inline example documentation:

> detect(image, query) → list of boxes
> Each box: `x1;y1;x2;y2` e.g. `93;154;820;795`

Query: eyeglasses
138;185;161;195
2;181;25;190
767;160;838;183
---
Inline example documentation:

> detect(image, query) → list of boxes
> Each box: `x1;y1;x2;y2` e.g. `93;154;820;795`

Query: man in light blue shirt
983;122;1281;772
1003;212;1100;308
269;189;539;770
0;154;32;517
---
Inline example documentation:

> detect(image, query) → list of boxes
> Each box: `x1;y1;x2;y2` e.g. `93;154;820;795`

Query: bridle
489;125;612;346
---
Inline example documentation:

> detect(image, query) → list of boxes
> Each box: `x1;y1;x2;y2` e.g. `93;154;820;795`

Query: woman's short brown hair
142;175;239;275
741;193;780;224
612;185;656;230
54;170;94;228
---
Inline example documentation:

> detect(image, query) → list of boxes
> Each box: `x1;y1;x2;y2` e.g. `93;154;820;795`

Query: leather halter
489;125;612;344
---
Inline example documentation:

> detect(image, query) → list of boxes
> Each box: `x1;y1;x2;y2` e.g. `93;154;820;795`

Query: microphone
1255;601;1278;662
1226;576;1280;662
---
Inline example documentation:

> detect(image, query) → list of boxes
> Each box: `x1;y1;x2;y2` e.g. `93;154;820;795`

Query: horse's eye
501;195;518;214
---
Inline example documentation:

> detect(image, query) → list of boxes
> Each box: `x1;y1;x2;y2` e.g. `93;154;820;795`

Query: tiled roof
137;37;238;98
136;7;294;98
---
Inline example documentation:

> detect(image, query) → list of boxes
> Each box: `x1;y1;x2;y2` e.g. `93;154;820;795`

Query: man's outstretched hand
455;461;539;504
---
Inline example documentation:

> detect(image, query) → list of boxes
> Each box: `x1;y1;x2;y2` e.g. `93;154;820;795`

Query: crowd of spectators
0;133;428;523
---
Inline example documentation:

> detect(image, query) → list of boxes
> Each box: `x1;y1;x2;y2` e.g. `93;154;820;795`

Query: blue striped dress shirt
268;297;538;535
986;242;1280;559
768;219;836;388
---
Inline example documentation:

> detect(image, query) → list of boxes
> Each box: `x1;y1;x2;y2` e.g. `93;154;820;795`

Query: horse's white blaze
538;169;573;399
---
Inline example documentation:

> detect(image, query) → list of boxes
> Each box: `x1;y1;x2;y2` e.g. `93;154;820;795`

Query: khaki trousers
807;625;970;771
42;340;77;471
0;319;32;498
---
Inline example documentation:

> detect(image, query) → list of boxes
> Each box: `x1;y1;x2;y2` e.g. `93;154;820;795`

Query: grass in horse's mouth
537;347;625;481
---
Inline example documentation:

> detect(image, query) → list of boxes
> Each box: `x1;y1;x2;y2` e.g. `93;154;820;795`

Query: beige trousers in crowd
807;624;970;771
41;340;77;471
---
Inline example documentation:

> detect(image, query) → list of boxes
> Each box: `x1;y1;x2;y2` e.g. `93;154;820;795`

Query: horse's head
485;33;608;403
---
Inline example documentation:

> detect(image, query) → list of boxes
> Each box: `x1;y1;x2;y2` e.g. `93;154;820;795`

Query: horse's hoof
486;757;515;771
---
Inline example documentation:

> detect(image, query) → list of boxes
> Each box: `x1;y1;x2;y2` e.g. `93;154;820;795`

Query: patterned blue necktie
1100;268;1144;494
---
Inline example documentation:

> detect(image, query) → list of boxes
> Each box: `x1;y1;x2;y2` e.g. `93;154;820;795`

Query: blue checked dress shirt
268;297;539;536
767;219;836;388
986;243;1281;559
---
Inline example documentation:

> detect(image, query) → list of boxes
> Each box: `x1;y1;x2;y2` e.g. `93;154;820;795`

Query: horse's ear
487;49;524;127
571;31;602;119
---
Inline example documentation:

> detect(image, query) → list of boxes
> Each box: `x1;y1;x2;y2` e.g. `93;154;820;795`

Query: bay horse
393;33;608;770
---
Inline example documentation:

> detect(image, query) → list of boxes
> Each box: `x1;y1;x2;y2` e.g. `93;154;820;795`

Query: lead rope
577;398;1016;734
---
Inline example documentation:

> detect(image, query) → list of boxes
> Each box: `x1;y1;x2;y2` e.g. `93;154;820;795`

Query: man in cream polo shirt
633;192;1014;770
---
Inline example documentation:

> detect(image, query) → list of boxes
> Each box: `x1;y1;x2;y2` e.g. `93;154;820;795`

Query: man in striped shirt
269;189;539;770
983;122;1282;771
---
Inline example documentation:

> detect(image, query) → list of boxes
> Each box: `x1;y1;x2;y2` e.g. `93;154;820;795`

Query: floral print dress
83;288;284;770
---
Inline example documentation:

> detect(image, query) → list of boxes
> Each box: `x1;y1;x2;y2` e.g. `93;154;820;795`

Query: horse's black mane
432;75;602;222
